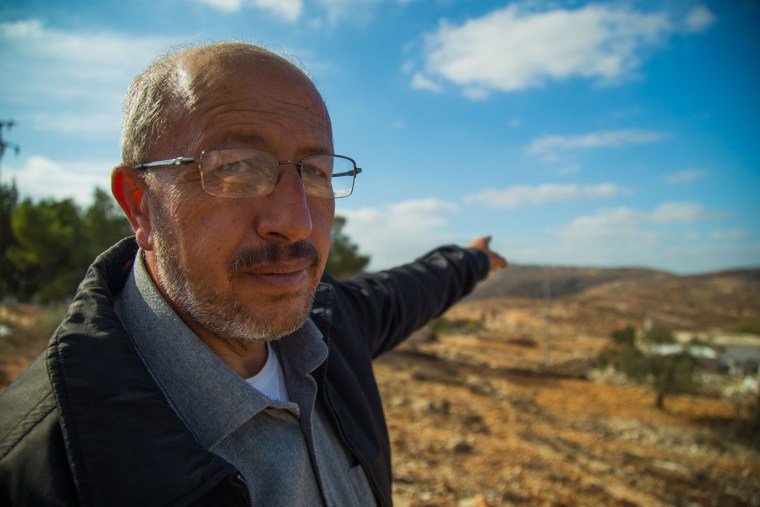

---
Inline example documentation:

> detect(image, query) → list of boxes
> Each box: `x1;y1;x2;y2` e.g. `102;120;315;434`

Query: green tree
8;197;89;302
611;325;636;346
325;215;370;279
5;187;131;303
83;187;133;254
0;180;20;299
605;325;698;410
650;350;697;409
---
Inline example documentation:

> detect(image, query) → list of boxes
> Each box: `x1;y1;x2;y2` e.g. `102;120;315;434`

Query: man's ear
111;163;155;251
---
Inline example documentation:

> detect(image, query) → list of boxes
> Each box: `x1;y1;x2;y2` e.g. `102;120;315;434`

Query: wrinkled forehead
185;48;330;125
155;47;333;157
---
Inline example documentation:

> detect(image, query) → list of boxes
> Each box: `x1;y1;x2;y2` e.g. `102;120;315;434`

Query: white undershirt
245;342;290;402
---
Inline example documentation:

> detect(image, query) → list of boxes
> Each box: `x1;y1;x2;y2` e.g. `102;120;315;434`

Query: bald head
120;42;330;167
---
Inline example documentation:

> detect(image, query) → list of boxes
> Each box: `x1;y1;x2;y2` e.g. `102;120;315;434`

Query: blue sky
1;0;758;274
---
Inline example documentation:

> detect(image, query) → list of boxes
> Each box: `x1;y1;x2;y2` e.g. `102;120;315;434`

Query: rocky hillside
470;264;760;298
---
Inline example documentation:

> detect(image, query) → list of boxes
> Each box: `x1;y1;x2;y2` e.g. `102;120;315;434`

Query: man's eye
301;164;328;179
217;160;252;173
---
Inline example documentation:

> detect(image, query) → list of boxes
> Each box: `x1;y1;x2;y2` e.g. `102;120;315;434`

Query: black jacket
0;237;489;506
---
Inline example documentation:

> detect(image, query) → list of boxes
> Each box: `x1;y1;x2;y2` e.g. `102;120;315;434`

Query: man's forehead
216;128;333;153
181;49;329;120
161;45;333;152
180;46;311;92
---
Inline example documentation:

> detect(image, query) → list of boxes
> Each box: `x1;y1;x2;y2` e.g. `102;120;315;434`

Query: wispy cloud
465;183;630;209
710;229;752;241
338;198;461;270
555;202;724;244
663;169;709;184
555;206;659;245
683;5;717;33
527;129;668;161
0;20;178;137
194;0;245;13
194;0;304;21
650;202;725;223
410;2;715;98
4;155;113;206
316;0;380;24
193;0;408;24
543;201;729;269
411;72;444;93
27;112;119;139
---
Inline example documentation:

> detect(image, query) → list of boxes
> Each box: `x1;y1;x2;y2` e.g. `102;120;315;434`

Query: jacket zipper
233;472;254;507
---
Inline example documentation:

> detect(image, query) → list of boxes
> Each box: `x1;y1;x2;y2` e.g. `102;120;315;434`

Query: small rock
450;437;475;454
458;494;489;507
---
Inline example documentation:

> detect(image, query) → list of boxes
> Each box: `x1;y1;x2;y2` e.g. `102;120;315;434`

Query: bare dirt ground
2;298;759;506
376;297;760;506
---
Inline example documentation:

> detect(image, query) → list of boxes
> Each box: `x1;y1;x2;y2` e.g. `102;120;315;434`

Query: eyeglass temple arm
333;167;362;178
134;157;199;170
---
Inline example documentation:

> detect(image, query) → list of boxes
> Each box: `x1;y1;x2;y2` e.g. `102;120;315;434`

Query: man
0;42;507;506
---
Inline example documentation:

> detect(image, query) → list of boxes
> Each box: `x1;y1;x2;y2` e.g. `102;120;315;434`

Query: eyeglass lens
199;149;356;198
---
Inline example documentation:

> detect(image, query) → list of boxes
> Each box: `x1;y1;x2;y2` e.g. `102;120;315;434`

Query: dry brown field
2;266;759;506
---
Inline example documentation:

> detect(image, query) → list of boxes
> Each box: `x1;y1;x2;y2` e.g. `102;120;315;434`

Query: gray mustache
230;241;321;271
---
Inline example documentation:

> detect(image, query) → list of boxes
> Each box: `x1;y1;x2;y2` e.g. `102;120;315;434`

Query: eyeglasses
134;148;362;199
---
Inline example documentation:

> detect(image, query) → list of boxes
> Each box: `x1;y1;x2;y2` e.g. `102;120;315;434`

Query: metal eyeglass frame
133;149;362;198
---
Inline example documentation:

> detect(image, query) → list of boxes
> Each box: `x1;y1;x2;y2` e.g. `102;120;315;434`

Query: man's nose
255;164;313;244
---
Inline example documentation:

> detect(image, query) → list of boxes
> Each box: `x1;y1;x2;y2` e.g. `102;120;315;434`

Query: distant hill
466;265;760;333
469;265;760;300
468;264;675;300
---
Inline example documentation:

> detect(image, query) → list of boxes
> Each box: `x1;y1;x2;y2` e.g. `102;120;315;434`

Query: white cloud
554;202;725;245
194;0;303;20
316;0;418;24
555;206;657;245
544;201;729;270
710;229;752;241
338;198;461;270
527;129;668;160
316;0;377;23
27;112;120;138
255;0;303;22
1;20;176;94
650;202;724;223
195;0;419;24
662;169;708;184
410;72;444;93
411;2;713;97
683;5;717;33
195;0;245;13
3;155;113;206
465;183;630;209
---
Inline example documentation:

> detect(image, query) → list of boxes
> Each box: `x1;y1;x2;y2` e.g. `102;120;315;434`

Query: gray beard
149;199;313;345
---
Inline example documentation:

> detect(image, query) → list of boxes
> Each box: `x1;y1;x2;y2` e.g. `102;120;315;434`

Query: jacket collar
46;238;232;507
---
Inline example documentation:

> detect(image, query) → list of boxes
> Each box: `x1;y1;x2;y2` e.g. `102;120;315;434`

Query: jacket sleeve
0;355;79;506
331;245;490;358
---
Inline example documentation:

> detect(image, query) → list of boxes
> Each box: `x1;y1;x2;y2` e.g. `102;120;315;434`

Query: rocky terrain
375;266;760;506
2;265;760;506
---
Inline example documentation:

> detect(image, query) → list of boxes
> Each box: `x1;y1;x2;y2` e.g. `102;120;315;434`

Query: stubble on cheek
149;202;318;344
